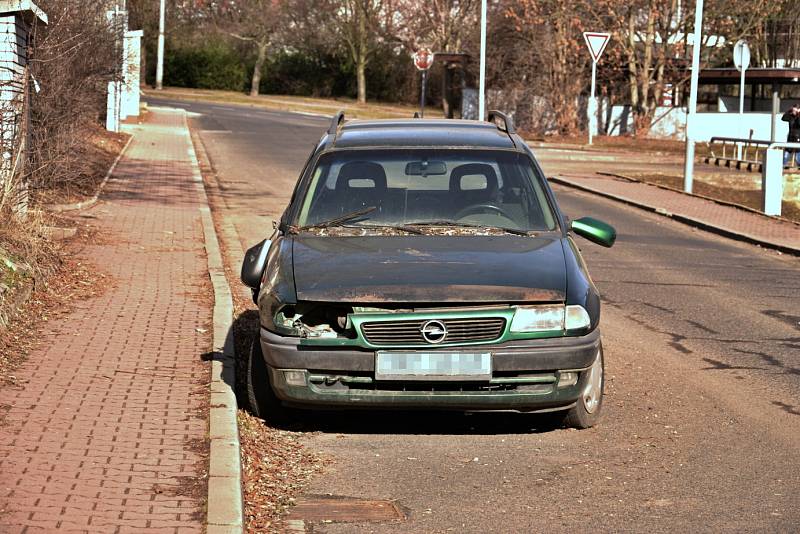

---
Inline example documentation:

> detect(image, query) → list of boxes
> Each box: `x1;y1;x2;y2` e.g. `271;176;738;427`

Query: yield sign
583;32;611;62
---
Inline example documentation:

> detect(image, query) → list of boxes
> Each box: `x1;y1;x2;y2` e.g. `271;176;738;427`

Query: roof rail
487;110;516;134
328;110;345;136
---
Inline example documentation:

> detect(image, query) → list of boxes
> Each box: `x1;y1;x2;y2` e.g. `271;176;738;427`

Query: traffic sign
582;32;611;145
583;32;611;63
733;39;750;72
413;48;434;71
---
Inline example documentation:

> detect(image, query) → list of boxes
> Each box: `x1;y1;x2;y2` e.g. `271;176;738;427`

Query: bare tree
297;0;397;104
27;0;120;195
197;0;282;96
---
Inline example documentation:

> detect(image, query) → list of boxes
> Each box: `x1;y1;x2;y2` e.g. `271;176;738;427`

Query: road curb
550;175;800;256
180;109;244;532
47;135;134;213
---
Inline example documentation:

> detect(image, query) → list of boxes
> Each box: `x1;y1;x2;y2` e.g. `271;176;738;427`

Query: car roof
328;119;518;150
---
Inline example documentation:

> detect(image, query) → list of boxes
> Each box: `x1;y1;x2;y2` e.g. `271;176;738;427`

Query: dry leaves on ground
238;409;327;533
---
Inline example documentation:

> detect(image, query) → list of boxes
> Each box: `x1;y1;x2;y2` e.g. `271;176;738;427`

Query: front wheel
561;345;604;429
246;336;296;425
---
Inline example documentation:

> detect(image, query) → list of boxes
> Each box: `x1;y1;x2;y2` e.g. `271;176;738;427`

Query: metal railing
705;136;773;172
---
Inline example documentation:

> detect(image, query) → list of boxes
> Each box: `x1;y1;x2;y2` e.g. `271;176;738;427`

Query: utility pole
478;0;487;120
156;0;165;90
683;0;704;193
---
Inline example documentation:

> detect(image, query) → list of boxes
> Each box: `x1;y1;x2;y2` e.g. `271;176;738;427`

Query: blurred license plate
375;352;491;381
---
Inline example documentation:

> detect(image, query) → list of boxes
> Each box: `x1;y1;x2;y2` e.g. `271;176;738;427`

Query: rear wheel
561;344;604;429
246;336;295;425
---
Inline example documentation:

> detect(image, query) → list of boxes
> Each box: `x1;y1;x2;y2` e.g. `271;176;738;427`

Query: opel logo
420;320;447;344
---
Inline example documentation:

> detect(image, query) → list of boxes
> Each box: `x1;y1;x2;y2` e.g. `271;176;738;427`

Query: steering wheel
453;203;514;221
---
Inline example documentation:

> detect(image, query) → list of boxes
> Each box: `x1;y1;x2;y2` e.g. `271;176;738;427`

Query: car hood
291;235;566;303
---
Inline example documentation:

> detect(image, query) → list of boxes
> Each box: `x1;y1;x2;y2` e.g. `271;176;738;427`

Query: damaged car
240;111;616;428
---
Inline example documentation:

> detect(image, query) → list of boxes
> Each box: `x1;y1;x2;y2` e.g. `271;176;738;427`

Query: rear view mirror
241;239;271;289
405;160;447;176
571;217;616;248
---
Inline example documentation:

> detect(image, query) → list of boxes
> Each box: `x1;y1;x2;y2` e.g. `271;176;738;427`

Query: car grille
360;317;506;346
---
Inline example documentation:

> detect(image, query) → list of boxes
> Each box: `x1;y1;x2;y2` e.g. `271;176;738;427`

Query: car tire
246;335;295;425
561;344;604;429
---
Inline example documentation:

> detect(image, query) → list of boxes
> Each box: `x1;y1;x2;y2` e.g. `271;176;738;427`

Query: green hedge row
157;41;418;102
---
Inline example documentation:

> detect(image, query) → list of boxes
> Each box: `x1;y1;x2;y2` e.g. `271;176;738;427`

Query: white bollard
761;147;783;216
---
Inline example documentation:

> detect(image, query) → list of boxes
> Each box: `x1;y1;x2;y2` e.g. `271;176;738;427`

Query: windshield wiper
294;206;377;232
404;220;532;236
346;223;425;234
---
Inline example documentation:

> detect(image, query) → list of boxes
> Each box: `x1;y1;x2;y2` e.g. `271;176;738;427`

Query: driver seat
448;163;499;214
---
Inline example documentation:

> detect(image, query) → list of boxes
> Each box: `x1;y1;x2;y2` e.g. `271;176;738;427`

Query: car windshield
296;149;557;232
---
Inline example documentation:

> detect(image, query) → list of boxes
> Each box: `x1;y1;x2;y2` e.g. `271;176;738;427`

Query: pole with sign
733;39;750;159
583;32;611;145
683;0;704;193
733;40;750;115
413;48;434;118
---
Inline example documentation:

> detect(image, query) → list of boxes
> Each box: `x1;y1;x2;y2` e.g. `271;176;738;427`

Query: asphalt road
148;96;800;533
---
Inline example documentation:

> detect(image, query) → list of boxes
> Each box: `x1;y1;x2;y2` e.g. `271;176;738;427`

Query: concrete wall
605;103;791;143
605;105;687;139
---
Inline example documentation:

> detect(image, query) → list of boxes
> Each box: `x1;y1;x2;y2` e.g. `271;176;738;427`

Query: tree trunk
356;9;367;104
250;41;268;97
357;54;367;104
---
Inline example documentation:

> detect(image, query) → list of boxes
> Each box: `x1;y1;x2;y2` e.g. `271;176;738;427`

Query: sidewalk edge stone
181;109;244;532
550;175;800;256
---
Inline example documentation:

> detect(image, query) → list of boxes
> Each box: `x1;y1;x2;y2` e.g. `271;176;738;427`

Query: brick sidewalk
552;173;800;253
0;108;211;532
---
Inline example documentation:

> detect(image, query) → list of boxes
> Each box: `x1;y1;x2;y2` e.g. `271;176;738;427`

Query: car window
297;149;556;232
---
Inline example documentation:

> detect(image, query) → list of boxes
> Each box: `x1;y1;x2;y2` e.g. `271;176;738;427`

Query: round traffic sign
413;48;434;71
733;40;750;72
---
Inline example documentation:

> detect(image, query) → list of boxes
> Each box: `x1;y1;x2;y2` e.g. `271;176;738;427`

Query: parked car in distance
241;111;616;429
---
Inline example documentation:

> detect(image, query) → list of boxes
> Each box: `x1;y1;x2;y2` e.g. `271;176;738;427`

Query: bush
165;41;248;91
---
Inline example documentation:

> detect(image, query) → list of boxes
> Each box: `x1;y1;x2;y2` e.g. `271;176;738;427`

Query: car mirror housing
571;217;616;248
241;239;271;289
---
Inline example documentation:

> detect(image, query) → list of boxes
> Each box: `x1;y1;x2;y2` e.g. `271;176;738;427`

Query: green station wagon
241;111;616;428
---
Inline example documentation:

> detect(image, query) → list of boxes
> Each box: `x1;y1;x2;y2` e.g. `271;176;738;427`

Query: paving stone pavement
552;173;800;252
0;108;211;533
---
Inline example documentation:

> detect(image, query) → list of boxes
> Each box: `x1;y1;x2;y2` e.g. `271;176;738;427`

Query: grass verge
147;87;441;120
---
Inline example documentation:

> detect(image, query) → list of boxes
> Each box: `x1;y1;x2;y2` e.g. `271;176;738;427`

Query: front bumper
259;327;601;411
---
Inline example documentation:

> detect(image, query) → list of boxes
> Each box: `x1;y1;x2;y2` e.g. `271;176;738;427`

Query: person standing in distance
782;105;800;168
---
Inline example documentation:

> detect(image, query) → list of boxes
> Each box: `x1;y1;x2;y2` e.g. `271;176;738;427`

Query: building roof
331;119;517;149
0;1;47;24
700;68;800;85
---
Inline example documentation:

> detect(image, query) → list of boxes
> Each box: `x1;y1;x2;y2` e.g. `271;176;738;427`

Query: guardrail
761;141;800;216
705;136;773;173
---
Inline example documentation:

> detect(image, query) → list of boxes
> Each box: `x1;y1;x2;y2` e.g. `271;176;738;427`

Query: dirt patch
0;221;107;389
623;172;800;223
32;122;129;205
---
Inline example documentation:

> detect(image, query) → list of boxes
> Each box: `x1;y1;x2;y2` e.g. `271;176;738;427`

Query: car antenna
328;110;345;143
487;110;517;148
413;111;420;118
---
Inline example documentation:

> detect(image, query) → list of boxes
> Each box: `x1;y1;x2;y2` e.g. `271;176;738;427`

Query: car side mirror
241;239;271;289
570;217;616;248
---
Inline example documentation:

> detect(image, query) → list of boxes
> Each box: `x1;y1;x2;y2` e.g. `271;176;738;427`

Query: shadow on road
230;309;565;436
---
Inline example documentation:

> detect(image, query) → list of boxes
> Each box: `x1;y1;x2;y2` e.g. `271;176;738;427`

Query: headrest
336;161;387;190
449;163;498;194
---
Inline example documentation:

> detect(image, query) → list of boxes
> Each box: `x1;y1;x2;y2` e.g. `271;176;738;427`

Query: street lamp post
478;0;487;120
683;0;704;193
156;0;165;90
